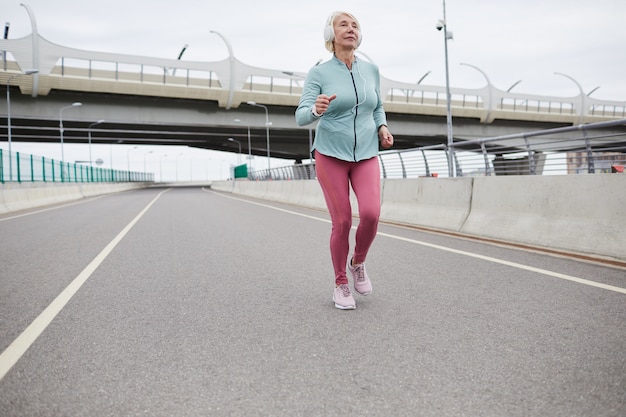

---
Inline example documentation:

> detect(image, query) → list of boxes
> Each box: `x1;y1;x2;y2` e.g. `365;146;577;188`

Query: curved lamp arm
20;3;40;97
461;62;494;123
210;30;235;110
555;72;586;123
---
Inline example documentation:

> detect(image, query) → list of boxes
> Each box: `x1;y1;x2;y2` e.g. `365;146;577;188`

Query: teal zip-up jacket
295;55;387;162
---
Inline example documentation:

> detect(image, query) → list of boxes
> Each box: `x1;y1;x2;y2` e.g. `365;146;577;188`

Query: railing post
522;134;536;175
480;142;491;176
30;154;34;182
398;152;407;178
421;150;431;177
42;156;46;182
453;147;463;177
16;151;21;183
379;156;387;179
581;126;595;174
0;149;3;183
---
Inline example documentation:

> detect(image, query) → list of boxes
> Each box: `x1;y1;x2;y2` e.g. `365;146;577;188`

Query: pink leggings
315;151;381;285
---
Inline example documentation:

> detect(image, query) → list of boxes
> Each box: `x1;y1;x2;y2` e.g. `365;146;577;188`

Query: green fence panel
0;149;153;184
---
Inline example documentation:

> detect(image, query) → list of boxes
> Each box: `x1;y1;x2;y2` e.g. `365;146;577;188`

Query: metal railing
0;149;154;183
248;119;626;180
1;33;625;121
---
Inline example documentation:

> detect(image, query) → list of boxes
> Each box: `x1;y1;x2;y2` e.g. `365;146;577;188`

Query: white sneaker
349;259;372;295
333;284;356;310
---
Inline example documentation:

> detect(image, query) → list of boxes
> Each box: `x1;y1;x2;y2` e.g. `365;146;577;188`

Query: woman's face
333;14;360;50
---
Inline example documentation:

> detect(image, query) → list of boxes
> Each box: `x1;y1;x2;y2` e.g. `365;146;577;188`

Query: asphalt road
0;187;624;417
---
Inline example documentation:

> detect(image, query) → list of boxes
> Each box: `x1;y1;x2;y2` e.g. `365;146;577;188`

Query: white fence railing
248;119;626;180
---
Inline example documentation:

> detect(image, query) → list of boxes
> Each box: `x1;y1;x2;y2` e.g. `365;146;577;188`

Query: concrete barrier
0;182;149;214
380;178;473;231
211;175;626;262
461;175;626;260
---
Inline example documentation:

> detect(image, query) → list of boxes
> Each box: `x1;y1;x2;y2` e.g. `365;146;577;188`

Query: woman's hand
378;125;394;149
314;94;337;116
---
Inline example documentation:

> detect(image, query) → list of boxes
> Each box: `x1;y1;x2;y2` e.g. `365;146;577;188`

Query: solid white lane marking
209;190;626;295
0;196;105;222
375;231;626;295
0;189;169;381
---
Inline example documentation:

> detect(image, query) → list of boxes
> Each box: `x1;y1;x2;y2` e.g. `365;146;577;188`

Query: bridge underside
3;90;619;163
3;115;458;162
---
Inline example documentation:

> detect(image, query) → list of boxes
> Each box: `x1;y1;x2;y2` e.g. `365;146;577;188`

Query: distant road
1;187;624;417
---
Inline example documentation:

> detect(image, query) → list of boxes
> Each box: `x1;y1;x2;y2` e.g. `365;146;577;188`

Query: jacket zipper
349;70;359;162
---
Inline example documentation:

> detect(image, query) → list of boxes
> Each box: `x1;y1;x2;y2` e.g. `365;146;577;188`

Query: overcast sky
4;0;626;100
2;0;625;180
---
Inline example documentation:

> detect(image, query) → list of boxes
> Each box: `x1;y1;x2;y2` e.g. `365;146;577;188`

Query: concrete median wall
211;175;626;262
0;182;149;214
460;175;626;260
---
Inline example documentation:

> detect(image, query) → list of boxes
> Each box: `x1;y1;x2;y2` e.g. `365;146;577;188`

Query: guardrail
0;149;154;183
248;119;626;180
1;31;625;121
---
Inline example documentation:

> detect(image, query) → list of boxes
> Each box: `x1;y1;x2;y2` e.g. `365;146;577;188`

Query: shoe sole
333;295;356;310
354;284;372;296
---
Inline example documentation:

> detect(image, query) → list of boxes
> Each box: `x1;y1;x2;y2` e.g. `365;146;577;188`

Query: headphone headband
324;12;362;47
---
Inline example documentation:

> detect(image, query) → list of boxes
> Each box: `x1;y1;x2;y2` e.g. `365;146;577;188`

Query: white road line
0;189;169;381
0;196;105;222
210;190;626;295
376;231;626;295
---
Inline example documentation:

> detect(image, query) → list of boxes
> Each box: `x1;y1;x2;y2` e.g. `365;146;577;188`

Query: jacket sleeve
372;66;387;129
295;68;321;126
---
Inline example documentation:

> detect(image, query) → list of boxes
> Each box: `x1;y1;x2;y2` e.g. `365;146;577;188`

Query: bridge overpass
2;29;625;163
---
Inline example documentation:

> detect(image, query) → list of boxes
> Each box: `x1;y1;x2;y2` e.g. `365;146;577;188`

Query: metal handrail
249;119;626;180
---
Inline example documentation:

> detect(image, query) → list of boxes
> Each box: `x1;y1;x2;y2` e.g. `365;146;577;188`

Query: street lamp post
228;138;242;164
59;102;82;181
554;72;593;173
234;118;252;171
281;71;317;173
143;150;153;173
6;69;38;181
2;23;9;71
247;101;271;173
159;154;168;182
437;0;455;177
126;146;138;181
88;119;104;181
109;143;115;182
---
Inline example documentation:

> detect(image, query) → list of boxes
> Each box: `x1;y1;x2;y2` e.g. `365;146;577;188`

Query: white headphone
323;12;362;47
